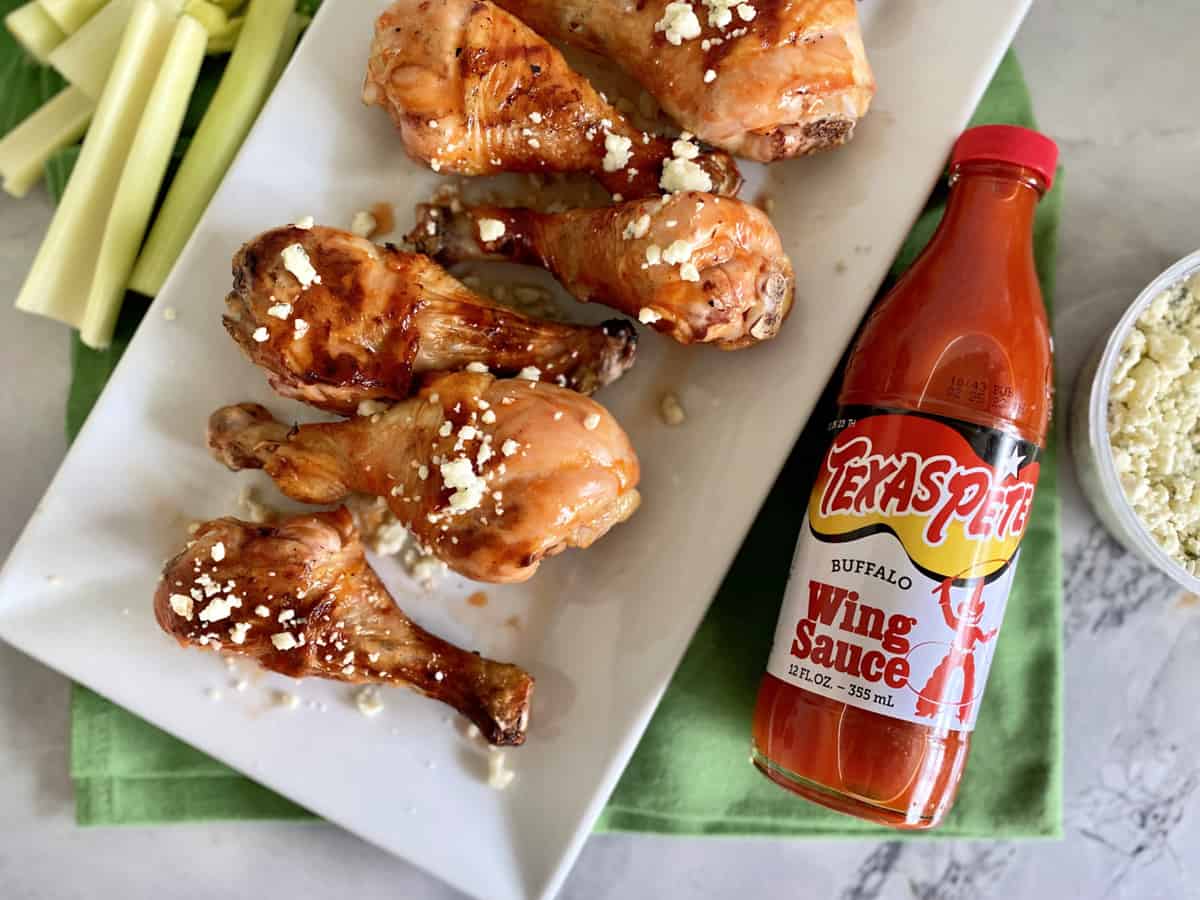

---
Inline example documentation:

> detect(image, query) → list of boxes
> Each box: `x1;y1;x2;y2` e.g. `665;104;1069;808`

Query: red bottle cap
950;125;1059;190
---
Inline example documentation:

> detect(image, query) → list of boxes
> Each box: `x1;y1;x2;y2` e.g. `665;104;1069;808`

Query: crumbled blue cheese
704;69;717;83
583;413;601;431
645;245;663;266
210;541;226;562
281;243;321;289
623;213;651;240
517;366;541;381
355;687;384;717
229;622;251;644
671;137;700;160
501;438;520;457
255;604;270;617
662;240;695;266
198;594;241;623
660;392;686;426
357;398;390;417
655;2;701;44
168;593;193;620
477;218;506;242
252;327;269;343
680;262;701;282
350;209;377;238
440;458;487;511
466;361;489;373
602;132;633;172
267;302;292;319
406;545;446;588
702;0;735;27
661;153;712;194
639;307;662;324
271;632;300;651
1109;272;1200;570
194;572;222;598
293;318;309;339
736;2;756;21
487;751;515;789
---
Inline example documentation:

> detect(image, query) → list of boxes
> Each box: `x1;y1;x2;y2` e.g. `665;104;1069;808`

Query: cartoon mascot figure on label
913;561;1003;725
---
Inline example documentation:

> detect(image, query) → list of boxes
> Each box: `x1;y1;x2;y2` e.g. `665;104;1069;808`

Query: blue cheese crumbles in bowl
1072;249;1200;589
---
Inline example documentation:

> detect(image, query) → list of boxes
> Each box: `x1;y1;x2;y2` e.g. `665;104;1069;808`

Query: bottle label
765;408;1040;732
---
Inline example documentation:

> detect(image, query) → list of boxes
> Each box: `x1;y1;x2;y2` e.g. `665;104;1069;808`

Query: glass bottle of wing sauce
751;126;1059;829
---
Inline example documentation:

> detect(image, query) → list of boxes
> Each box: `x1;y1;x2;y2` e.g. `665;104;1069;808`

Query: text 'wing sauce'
751;125;1059;829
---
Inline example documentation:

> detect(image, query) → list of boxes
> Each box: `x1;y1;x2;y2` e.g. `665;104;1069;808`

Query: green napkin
12;29;1061;836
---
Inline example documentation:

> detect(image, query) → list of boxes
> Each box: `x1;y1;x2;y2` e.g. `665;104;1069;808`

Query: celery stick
47;0;133;99
80;15;206;348
182;0;224;32
181;0;242;54
268;11;304;85
38;0;109;33
205;13;240;53
5;1;66;62
47;0;182;99
14;1;173;327
0;86;94;196
128;0;293;297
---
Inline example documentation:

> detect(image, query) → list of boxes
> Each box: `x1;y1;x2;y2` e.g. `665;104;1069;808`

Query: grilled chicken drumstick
208;372;641;584
225;225;636;415
408;191;794;349
155;507;534;744
362;0;741;198
491;0;875;162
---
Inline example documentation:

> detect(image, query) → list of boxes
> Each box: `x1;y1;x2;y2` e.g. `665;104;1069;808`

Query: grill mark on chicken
224;225;636;414
154;507;534;744
363;0;741;198
491;0;874;161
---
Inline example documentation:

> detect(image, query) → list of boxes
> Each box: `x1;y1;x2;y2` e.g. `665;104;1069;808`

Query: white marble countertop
3;4;1199;898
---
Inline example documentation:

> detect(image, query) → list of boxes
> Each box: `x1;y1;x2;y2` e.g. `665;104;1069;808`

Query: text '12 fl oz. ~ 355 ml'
750;125;1059;829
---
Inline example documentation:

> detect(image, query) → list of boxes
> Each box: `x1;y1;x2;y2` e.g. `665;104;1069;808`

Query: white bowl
1070;248;1200;591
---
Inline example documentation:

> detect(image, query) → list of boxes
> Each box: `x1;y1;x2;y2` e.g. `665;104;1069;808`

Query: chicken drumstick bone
225;225;636;415
155;508;534;744
408;191;795;349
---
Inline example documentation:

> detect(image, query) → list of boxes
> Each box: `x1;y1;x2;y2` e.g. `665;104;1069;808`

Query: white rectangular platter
0;2;1032;898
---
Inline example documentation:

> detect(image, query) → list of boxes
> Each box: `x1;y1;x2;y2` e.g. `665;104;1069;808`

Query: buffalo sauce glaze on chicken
225;225;637;414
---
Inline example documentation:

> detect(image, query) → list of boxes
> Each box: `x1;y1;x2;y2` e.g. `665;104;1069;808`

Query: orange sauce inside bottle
751;159;1052;829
